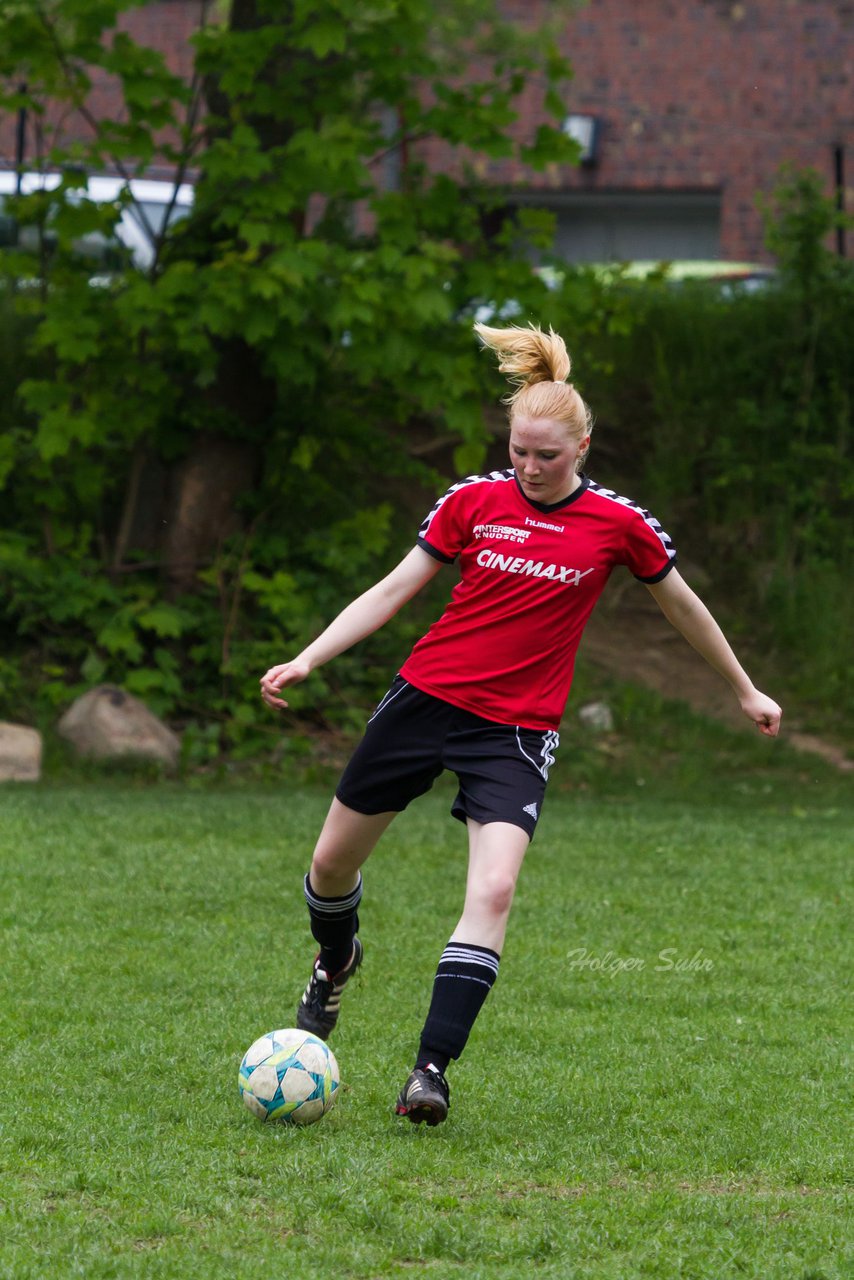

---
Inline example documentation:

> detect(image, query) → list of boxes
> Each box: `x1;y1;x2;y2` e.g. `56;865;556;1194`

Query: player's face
509;416;590;505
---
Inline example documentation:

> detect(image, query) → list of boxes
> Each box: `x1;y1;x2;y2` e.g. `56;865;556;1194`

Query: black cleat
395;1064;450;1126
296;938;363;1040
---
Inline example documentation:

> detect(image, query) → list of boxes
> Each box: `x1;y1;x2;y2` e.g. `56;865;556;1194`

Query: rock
58;685;180;769
578;700;615;732
0;722;43;781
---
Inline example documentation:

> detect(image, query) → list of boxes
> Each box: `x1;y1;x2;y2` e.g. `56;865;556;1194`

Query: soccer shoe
395;1064;450;1126
296;938;363;1040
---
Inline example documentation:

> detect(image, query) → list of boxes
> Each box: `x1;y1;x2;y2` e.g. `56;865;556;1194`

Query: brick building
2;0;852;264
497;0;854;263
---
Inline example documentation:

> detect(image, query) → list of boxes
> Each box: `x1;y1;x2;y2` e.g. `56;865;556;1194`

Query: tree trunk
161;434;258;594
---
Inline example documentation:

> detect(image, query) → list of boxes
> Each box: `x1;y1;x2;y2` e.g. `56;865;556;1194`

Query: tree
0;0;584;736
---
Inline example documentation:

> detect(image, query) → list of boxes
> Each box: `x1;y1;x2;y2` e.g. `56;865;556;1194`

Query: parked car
467;258;777;324
581;259;777;293
0;170;194;271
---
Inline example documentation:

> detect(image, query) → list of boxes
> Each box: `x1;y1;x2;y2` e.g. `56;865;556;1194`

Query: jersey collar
513;473;590;513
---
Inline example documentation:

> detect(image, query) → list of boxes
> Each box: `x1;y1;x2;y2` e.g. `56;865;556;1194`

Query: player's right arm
260;545;445;709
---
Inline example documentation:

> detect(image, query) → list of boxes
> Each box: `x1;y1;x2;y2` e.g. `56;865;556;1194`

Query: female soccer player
260;322;782;1126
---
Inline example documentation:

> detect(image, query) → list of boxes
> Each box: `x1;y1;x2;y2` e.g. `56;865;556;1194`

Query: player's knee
309;843;359;891
472;871;517;921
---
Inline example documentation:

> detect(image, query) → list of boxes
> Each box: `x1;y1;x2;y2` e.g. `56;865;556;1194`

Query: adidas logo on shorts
522;802;539;819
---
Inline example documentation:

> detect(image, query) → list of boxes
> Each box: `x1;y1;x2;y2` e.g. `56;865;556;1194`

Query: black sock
415;941;500;1075
303;873;362;975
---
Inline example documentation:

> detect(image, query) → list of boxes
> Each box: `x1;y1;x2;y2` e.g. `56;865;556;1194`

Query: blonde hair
474;322;593;471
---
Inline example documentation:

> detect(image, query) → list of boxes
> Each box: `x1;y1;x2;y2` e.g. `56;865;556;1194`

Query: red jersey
400;471;676;730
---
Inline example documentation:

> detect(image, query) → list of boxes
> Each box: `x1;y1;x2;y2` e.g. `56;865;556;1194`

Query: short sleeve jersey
399;470;676;730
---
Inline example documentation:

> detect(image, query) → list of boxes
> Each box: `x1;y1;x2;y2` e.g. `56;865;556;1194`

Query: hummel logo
523;802;539;819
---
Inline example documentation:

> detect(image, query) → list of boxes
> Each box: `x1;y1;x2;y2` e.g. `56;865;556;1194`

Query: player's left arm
646;568;782;736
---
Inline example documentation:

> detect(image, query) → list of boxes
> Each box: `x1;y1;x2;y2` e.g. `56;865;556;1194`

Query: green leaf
295;21;348;57
97;612;144;662
137;603;191;639
453;439;488;475
81;651;107;685
292;437;321;470
34;409;100;461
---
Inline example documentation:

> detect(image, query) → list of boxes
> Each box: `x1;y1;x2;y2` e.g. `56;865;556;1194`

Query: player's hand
740;689;782;737
260;659;311;710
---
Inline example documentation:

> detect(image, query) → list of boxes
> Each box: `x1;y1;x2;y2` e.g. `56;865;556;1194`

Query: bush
566;169;853;730
1;167;851;748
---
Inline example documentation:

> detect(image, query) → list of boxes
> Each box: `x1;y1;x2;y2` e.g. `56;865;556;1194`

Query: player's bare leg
309;796;398;896
452;819;531;952
297;798;397;1039
397;820;531;1124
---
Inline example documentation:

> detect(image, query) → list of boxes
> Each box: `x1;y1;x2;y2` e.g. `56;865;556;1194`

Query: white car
0;170;194;270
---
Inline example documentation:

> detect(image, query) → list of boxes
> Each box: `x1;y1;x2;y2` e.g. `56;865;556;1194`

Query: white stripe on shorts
515;727;560;781
367;677;410;723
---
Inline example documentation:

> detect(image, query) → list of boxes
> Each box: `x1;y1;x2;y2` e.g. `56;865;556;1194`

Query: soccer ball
238;1028;340;1125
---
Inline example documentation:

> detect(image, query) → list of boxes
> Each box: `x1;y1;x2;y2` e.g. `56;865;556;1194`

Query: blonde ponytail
473;322;571;398
474;322;593;470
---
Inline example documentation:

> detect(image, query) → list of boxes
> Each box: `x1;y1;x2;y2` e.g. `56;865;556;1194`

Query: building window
515;191;722;264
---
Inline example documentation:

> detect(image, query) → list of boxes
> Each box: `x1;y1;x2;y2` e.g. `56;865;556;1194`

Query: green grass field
1;769;851;1279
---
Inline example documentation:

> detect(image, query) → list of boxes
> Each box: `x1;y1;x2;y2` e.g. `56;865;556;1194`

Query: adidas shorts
335;676;559;839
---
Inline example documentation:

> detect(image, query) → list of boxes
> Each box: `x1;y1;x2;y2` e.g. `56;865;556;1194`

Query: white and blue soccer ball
238;1028;340;1125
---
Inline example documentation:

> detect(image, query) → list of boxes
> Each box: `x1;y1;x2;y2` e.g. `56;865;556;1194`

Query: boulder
578;700;615;732
0;722;43;781
58;685;180;769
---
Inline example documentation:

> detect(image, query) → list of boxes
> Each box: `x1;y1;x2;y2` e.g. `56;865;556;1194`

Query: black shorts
335;676;560;839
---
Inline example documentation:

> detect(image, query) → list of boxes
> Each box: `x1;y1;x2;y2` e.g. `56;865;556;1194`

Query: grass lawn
1;766;851;1278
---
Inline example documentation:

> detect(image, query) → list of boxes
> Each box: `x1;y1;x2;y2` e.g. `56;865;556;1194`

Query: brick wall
2;0;851;260
494;0;854;260
0;1;199;183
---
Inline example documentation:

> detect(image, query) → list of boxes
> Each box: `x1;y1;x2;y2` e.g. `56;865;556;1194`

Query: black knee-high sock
415;941;500;1075
303;873;362;975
